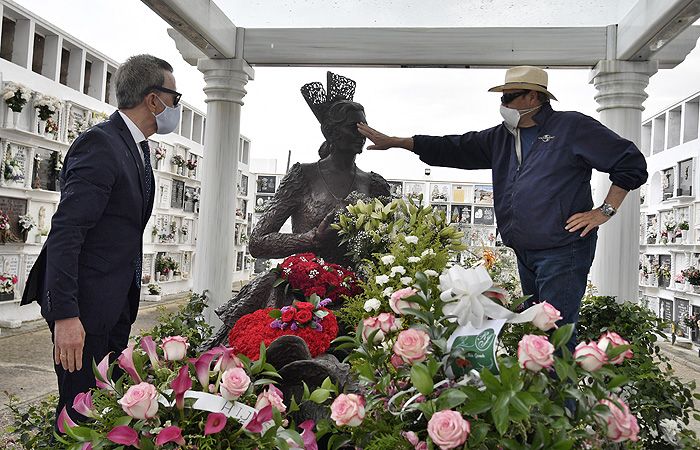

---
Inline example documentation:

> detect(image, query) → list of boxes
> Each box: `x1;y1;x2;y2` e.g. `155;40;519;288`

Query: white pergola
142;0;700;323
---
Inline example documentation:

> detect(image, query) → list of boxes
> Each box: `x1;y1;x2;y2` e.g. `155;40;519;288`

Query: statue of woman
207;72;390;346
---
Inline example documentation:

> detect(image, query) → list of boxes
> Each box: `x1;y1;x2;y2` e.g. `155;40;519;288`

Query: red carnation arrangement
275;252;362;302
228;296;338;360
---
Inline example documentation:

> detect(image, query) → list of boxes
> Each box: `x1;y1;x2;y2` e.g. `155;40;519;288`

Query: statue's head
301;72;366;159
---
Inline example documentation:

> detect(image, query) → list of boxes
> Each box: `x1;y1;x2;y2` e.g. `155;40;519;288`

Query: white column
588;60;658;302
194;58;254;325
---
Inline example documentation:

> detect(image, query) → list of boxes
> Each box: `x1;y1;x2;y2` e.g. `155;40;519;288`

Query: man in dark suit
21;54;182;423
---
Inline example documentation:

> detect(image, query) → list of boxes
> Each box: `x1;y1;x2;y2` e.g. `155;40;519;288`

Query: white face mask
499;104;542;129
153;96;182;135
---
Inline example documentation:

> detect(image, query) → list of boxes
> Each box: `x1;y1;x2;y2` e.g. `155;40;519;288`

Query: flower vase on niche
681;230;688;243
167;270;173;281
5;110;17;128
38;120;46;136
21;229;28;243
694;284;700;294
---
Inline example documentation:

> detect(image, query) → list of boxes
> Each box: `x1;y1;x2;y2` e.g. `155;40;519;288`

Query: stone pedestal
589;60;658;303
194;58;255;325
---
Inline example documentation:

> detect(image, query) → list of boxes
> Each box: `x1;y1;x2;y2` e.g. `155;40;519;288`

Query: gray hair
114;54;173;109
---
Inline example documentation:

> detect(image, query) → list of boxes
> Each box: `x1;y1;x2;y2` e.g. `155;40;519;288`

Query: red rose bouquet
229;296;338;360
274;252;362;302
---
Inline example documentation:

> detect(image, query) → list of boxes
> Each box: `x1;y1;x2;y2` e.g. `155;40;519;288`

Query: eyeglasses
150;86;182;107
500;90;529;105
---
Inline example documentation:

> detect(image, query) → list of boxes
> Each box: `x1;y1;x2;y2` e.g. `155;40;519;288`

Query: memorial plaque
171;180;185;209
452;184;472;204
0;254;20;276
3;143;29;186
450;205;471;225
236;251;244;271
473;206;495;225
661;298;674;323
0;196;28;239
33;148;58;190
387;181;403;198
239;174;249;196
254;195;273;213
429;183;450;202
184;187;196;213
158;180;170;208
474;185;494;204
142;254;154;280
182;252;192;274
25;254;38;276
675;298;690;323
257;175;276;194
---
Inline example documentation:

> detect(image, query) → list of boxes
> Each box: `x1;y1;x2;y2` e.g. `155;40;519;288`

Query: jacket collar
531;102;555;126
110;111;145;192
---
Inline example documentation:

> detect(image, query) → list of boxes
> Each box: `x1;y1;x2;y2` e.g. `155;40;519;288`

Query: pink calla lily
204;412;228;435
299;420;319;450
81;443;94;450
106;425;140;447
94;352;114;390
171;365;192;410
155;425;186;446
56;406;76;434
117;343;142;383
245;405;273;433
214;346;243;372
193;349;219;390
140;336;160;369
72;391;97;419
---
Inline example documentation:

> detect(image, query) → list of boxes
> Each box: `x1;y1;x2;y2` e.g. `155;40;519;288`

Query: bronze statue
206;74;389;412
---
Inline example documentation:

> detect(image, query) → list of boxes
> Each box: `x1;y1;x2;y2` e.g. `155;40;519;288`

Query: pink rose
390;288;420;315
574;341;608;372
517;334;555;372
220;367;251;401
255;385;286;413
597;332;633;364
393;328;431;364
330;393;365;427
117;382;159;420
161;336;189;361
376;312;401;333
402;431;428;450
599;398;639;443
361;316;385;343
530;301;562;331
390;353;405;369
427;410;470;450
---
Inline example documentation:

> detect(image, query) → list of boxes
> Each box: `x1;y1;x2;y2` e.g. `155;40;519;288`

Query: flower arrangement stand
0;291;15;302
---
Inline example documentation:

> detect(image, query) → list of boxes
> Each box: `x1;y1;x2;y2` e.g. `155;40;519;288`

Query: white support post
589;59;658;303
194;58;254;325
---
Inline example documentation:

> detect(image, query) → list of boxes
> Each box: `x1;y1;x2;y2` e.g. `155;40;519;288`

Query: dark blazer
21;111;155;334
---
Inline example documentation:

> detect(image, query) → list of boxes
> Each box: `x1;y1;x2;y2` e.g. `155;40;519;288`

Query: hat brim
488;82;557;101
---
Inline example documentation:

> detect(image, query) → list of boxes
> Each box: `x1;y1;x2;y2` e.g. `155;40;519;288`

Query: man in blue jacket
358;66;647;349
22;54;181;423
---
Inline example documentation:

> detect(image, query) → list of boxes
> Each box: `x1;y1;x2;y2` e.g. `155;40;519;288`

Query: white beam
653;25;700;68
617;0;700;61
167;28;207;66
141;0;237;59
242;27;608;67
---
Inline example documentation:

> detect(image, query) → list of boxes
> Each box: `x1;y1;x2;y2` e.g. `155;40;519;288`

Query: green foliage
4;393;58;450
133;291;213;353
363;433;411;450
578;295;700;449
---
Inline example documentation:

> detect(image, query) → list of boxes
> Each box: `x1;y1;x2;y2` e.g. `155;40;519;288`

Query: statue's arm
248;163;316;258
369;172;391;198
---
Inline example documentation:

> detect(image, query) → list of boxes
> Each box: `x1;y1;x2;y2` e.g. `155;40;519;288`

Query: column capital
588;60;658;112
197;58;255;105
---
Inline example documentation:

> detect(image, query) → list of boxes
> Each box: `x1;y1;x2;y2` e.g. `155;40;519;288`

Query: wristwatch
599;203;617;218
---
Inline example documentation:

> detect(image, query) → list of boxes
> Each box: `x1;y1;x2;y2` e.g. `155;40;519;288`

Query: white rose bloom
400;277;413;286
421;249;435;258
375;275;390;285
382;287;394;297
407;256;420;263
363;298;381;312
404;235;419;245
424;270;439;277
380;255;396;265
390;265;406;277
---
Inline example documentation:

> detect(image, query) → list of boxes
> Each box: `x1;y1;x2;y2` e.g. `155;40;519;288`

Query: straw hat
488;66;557;101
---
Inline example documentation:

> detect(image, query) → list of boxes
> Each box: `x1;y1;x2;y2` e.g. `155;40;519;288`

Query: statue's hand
313;211;337;247
357;123;396;150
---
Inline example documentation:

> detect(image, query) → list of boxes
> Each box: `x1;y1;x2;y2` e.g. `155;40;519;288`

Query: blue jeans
515;233;598;352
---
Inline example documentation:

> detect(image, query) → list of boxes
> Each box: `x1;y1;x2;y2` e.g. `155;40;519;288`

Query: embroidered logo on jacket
538;134;556;142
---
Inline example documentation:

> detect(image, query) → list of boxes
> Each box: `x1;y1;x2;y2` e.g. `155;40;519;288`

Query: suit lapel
110;112;145;197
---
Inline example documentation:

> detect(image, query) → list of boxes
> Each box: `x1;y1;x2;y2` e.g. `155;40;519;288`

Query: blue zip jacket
412;103;648;250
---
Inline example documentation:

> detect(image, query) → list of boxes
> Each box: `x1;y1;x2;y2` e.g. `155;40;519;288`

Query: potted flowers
0;210;11;244
144;283;162;302
171;155;185;174
154;145;166;170
185;159;197;177
681;267;700;293
678;221;690;243
0;272;17;301
18;213;36;243
33;93;61;136
2;82;32;127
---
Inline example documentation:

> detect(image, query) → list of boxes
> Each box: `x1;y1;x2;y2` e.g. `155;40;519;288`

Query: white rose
424;269;439;277
421;249;435;258
400;277;413;286
390;266;406;277
405;235;419;245
382;287;394;297
363;298;381;312
375;275;390;285
407;256;420;263
380;255;396;265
